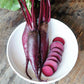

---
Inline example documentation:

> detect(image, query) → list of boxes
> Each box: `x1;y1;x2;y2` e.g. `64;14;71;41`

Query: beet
50;41;64;51
22;24;31;79
42;37;65;77
40;23;49;64
47;56;59;64
53;37;65;45
44;60;58;72
42;66;53;76
27;30;40;79
18;0;51;81
50;48;63;56
48;52;62;62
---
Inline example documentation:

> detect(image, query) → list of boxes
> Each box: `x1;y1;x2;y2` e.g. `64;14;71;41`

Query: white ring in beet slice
48;52;62;62
50;42;64;51
42;66;54;76
53;37;65;45
51;48;63;56
47;56;59;64
44;60;58;72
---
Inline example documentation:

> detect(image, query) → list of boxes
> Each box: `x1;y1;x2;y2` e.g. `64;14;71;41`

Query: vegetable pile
18;0;65;81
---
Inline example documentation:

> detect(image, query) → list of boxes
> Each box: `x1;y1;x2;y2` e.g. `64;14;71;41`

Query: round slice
50;42;64;51
42;66;53;76
44;60;58;72
48;52;62;62
47;56;59;64
53;37;65;45
51;48;62;56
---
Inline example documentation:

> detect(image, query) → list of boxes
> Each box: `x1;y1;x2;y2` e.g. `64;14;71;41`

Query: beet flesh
44;60;58;72
50;48;63;56
42;66;53;76
53;37;65;45
50;42;64;51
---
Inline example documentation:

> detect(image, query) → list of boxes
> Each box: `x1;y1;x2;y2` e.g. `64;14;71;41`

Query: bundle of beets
18;0;65;81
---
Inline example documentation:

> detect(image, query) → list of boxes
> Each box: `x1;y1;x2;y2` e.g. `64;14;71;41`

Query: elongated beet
18;0;51;81
40;22;49;64
22;24;31;79
38;0;51;79
27;30;40;80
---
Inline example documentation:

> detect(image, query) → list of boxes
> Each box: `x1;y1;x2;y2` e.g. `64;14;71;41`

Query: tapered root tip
26;69;32;79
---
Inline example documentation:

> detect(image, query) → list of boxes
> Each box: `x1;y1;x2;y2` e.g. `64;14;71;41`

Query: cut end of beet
53;37;65;45
42;66;53;76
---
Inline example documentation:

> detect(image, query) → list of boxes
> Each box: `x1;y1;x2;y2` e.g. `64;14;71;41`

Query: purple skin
38;0;51;78
27;30;41;80
18;0;51;81
18;0;41;80
40;23;49;64
22;24;31;79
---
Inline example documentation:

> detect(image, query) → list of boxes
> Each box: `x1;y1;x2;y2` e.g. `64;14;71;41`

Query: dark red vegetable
50;41;64;51
38;0;51;78
18;0;51;81
18;0;41;80
42;66;53;76
42;37;65;77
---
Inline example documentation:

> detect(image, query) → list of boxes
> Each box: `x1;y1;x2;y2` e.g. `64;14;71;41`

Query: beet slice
53;37;65;45
48;52;62;62
47;56;59;64
44;60;58;72
50;42;64;51
51;48;62;56
42;66;53;76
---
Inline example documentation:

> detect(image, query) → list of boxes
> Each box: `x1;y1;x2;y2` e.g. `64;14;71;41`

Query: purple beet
50;48;63;56
18;0;51;81
47;56;59;64
42;66;54;76
48;52;62;62
53;37;65;45
50;41;64;51
44;60;58;72
27;30;40;80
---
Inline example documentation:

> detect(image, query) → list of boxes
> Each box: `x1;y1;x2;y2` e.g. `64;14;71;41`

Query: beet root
18;0;51;81
40;22;49;64
22;24;32;79
50;48;63;56
44;60;58;72
48;52;62;62
53;37;65;45
27;30;41;80
42;66;53;76
50;42;64;51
